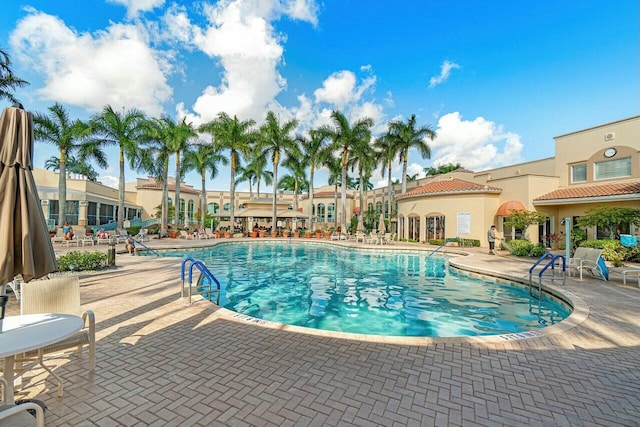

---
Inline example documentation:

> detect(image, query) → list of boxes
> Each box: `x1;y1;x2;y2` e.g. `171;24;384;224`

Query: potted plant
259;230;266;238
294;229;300;238
215;229;221;238
250;230;258;238
168;226;178;239
325;227;334;239
283;230;290;238
315;229;323;239
305;229;312;238
271;230;278;238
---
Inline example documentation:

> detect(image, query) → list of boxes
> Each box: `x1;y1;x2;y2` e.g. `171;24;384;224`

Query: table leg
2;355;15;404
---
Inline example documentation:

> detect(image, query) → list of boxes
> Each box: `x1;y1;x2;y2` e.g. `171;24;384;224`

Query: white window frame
594;157;631;180
570;164;587;183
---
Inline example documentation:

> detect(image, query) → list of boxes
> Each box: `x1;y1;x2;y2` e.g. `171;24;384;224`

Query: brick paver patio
4;238;640;426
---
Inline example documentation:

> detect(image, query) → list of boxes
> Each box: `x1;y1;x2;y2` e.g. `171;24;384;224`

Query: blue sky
1;0;638;191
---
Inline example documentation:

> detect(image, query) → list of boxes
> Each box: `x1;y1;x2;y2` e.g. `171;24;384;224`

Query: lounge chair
19;277;96;396
180;230;197;240
135;228;149;242
198;229;210;240
567;247;606;280
0;378;45;427
51;228;65;244
354;231;366;243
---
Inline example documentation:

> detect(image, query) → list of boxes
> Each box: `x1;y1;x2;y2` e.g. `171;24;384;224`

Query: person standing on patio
487;225;498;255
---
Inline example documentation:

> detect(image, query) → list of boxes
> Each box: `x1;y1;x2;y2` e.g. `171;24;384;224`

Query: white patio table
0;313;83;404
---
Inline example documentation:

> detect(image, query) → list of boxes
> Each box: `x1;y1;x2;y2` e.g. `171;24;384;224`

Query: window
595;157;631;180
367;202;374;212
208;203;220;214
187;200;195;220
426;215;445;241
327;203;335;221
571;164;586;183
223;203;231;212
317;203;326;222
375;201;382;215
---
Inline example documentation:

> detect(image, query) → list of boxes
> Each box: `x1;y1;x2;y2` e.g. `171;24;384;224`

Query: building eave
533;194;640;205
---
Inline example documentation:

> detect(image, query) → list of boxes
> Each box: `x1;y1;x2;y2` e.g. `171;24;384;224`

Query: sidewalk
5;238;640;426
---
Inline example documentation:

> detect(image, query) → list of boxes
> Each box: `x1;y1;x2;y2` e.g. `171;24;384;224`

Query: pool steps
529;253;566;298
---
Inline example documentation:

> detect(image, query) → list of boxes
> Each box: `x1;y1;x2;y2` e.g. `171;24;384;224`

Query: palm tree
168;118;196;226
44;155;99;181
137;117;174;237
349;135;376;223
86;105;145;229
33;103;93;226
297;129;331;227
325;155;342;228
237;153;273;199
281;154;308;211
374;134;397;219
319;110;373;232
258;110;299;228
182;140;228;229
0;47;28;104
387;114;436;194
406;172;420;181
199;113;258;234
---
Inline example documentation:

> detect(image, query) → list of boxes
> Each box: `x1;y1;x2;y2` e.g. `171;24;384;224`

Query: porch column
78;200;88;227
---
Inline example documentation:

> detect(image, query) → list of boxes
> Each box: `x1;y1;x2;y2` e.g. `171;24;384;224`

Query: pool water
161;242;570;337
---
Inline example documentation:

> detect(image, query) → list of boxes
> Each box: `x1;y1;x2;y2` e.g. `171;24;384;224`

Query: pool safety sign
456;212;471;235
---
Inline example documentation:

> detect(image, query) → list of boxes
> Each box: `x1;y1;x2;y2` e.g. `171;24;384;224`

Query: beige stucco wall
397;192;500;245
554;115;639;186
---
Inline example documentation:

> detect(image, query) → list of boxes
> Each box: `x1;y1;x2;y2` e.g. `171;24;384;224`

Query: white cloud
429;60;460;89
107;0;165;19
430;112;523;171
9;11;172;116
406;163;426;179
173;0;318;124
98;175;119;189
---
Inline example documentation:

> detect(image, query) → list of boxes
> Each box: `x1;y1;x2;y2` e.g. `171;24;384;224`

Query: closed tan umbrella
0;106;58;288
378;213;386;234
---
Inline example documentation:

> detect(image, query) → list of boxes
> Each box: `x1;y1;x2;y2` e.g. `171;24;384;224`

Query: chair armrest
0;402;45;427
82;310;95;335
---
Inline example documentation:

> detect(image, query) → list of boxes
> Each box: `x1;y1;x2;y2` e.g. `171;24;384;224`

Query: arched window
327;203;335;222
223;203;231;212
408;214;420;241
179;199;185;219
207;203;220;214
167;197;173;206
187;200;195;220
317;203;326;222
425;214;445;241
367;202;374;212
375;201;382;215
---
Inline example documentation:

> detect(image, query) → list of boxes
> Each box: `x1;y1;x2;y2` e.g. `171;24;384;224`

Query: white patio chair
50;228;65;244
0;377;45;427
19;277;96;396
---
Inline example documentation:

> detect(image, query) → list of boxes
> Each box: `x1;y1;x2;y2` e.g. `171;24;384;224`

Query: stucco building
35;116;639;246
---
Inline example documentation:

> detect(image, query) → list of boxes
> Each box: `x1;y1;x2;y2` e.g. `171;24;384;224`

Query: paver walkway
4;238;640;426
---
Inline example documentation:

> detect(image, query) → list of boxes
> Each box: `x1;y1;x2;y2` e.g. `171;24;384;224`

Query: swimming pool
161;242;570;337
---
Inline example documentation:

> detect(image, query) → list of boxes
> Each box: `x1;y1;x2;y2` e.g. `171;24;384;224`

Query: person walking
487;225;498;255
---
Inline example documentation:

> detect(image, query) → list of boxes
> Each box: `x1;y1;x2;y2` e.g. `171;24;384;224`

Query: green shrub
429;239;444;246
127;225;141;236
529;244;547;258
508;239;534;256
148;224;160;234
57;251;109;272
580;239;630;267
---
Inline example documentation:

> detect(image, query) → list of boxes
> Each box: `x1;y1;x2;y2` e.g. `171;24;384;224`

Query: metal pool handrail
181;257;221;305
528;253;566;298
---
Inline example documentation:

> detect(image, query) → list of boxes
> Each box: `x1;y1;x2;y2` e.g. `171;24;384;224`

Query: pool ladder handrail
130;237;160;256
427;238;460;257
528;253;566;298
181;257;221;305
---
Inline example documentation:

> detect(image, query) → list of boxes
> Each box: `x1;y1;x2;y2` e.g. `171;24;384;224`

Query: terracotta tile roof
137;183;200;195
397;178;501;199
534;181;640;201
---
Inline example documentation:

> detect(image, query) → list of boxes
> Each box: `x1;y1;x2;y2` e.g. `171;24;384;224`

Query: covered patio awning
496;200;526;216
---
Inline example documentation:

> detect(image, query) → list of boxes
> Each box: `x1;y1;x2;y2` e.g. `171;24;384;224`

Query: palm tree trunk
201;167;207;229
257;177;261;199
229;150;236;235
359;173;364;222
174;154;181;227
341;152;348;232
401;152;409;195
161;161;169;237
308;163;314;227
118;147;125;229
272;157;278;228
387;161;392;218
58;149;67;227
333;183;338;228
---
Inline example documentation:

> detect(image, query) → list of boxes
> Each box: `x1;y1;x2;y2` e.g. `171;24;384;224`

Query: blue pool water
160;242;570;337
